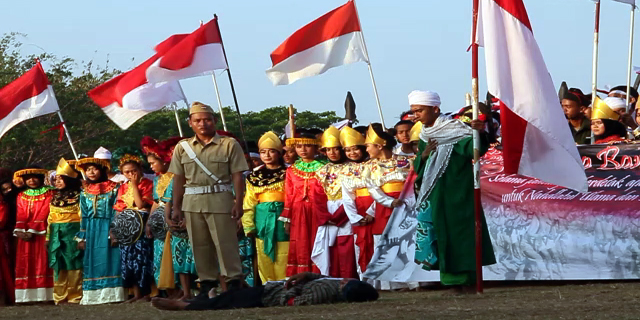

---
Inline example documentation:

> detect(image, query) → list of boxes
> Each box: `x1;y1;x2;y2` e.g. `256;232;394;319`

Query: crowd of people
12;82;625;309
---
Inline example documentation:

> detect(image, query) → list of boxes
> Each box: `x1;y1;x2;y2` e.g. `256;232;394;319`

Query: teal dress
413;136;496;286
76;181;125;305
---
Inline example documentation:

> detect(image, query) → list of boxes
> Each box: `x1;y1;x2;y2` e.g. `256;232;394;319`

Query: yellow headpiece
13;168;49;179
365;125;387;146
591;97;620;121
258;131;283;152
56;158;78;179
321;126;341;149
410;121;423;142
339;126;365;148
75;158;111;172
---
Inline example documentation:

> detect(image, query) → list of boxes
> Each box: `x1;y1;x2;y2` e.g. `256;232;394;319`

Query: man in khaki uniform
169;102;249;299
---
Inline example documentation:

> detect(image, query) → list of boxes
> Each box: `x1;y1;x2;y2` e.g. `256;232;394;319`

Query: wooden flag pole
211;72;229;131
591;0;601;144
471;0;484;294
352;0;386;128
213;14;249;152
288;104;296;138
626;4;636;112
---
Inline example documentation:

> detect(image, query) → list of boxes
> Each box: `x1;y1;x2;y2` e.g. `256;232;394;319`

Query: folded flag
145;18;228;84
266;0;369;86
477;0;588;192
0;62;60;139
88;54;186;130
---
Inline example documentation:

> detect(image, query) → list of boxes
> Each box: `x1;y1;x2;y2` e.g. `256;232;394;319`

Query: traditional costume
0;172;14;305
340;126;375;276
410;90;495;286
242;132;289;282
75;149;125;305
47;159;83;304
279;131;329;276
112;149;155;296
13;168;54;303
312;126;358;278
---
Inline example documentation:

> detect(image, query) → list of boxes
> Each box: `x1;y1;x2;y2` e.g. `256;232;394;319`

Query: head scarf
408;90;441;107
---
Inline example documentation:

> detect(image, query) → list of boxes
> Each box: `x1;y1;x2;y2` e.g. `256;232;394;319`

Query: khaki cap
189;101;215;115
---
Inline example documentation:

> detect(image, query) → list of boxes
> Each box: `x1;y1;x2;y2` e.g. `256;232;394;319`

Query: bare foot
125;296;142;303
441;286;477;296
208;288;217;299
178;293;194;301
135;295;151;303
151;297;189;311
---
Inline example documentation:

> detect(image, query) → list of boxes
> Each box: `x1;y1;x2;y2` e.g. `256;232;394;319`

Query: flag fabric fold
266;0;369;86
477;0;588;192
0;62;60;139
145;18;228;84
612;0;636;7
88;55;186;130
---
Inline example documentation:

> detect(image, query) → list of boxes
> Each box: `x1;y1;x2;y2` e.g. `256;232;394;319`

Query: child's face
54;175;66;190
395;124;412;144
24;175;42;189
295;144;317;160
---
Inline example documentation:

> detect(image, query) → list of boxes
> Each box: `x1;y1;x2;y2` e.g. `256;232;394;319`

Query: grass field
2;282;640;320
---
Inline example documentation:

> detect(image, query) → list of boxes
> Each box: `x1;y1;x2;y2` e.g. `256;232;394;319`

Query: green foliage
0;33;342;170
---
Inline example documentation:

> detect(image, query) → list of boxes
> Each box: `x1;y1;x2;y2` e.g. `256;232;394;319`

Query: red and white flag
88;54;186;130
0;62;60;138
477;0;588;192
145;18;228;84
266;1;369;86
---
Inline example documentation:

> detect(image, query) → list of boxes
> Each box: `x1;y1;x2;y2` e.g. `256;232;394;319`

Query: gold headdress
339;126;365;148
591;96;620;121
75;158;111;172
410;121;423;142
365;125;386;146
13;168;49;179
321;126;341;149
258;131;283;152
56;158;78;179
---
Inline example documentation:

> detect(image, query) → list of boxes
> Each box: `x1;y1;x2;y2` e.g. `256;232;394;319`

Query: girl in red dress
279;129;330;276
13;168;55;303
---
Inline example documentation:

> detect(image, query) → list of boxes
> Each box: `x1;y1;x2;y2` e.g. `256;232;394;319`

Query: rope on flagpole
352;0;386;128
591;0;601;145
626;4;636;113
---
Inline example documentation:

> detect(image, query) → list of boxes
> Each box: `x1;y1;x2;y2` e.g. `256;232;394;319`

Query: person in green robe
408;90;495;293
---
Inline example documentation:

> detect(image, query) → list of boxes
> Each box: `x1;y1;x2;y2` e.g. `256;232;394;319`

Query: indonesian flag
266;1;369;86
145;18;228;84
477;0;588;192
0;62;60;139
88;54;186;130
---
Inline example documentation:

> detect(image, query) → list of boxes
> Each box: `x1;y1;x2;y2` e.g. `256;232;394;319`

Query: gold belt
258;191;285;203
381;182;404;193
355;188;370;197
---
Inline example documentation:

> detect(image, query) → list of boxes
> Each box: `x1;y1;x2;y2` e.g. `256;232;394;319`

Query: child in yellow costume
242;132;289;282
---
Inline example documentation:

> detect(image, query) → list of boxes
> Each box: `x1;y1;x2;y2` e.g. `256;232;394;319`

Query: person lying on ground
151;272;379;311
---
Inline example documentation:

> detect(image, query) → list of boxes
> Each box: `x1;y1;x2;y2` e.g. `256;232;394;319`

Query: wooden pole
591;1;601;144
213;14;250;151
288;104;296;138
352;0;386;128
471;0;483;294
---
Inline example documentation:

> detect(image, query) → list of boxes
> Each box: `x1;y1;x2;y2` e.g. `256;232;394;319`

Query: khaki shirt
168;134;249;213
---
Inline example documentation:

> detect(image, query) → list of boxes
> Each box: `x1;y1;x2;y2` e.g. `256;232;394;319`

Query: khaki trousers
185;212;243;282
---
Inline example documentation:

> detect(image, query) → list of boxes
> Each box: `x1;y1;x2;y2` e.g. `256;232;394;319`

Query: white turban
408;90;441;107
603;96;627;111
94;146;112;160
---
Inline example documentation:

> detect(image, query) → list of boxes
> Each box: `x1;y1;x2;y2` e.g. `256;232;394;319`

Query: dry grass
3;282;640;320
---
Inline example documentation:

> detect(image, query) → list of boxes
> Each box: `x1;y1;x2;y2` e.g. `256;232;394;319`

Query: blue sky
1;0;638;127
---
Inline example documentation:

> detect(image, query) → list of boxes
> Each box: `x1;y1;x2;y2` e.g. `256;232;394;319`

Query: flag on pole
265;0;369;86
88;55;186;130
145;18;228;84
476;0;588;192
0;62;60;139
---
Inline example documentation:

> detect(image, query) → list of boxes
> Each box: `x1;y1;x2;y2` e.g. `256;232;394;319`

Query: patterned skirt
170;236;196;275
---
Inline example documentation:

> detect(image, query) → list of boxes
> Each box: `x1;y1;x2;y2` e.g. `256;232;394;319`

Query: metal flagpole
591;0;601;144
471;0;483;294
171;102;184;137
352;0;386;128
211;72;229;131
213;14;250;152
56;110;79;161
626;4;636;113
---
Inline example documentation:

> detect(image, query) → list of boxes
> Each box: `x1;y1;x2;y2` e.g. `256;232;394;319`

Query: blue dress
76;181;125;305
